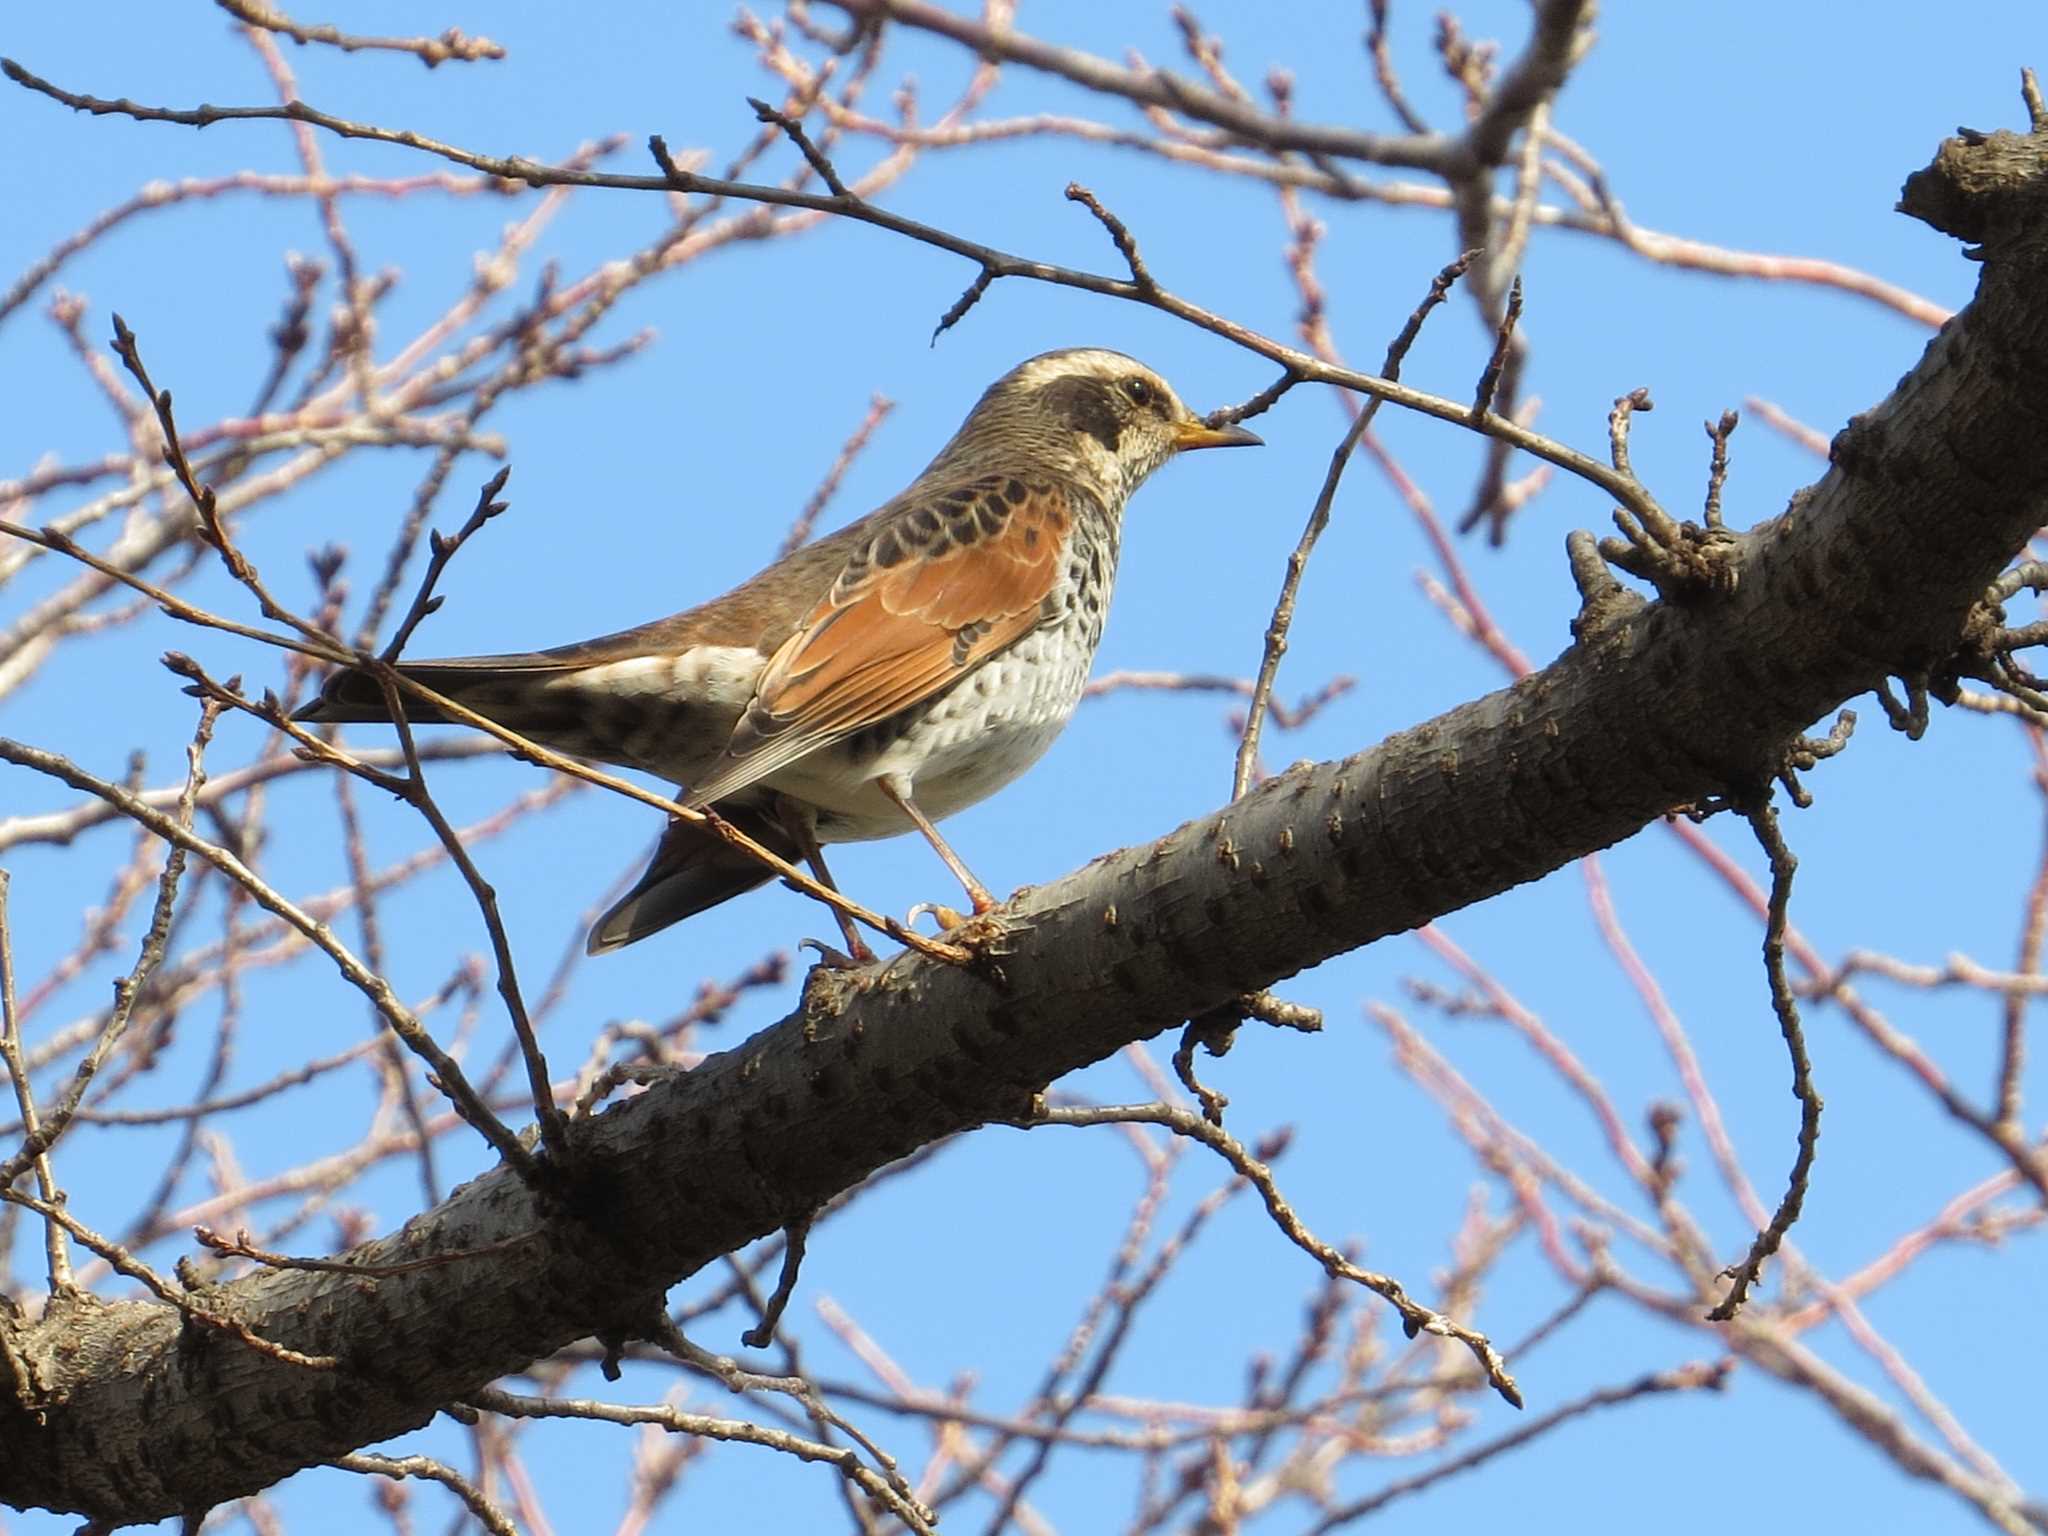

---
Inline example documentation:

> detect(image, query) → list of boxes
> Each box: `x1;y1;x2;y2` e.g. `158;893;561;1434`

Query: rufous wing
684;479;1072;807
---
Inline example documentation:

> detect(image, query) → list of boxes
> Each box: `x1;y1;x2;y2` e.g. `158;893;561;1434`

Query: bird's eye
1123;377;1155;409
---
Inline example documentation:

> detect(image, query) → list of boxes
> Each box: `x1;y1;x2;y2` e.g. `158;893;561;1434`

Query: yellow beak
1174;418;1264;451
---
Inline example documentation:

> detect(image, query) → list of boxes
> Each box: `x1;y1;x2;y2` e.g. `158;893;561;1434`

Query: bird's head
937;348;1261;503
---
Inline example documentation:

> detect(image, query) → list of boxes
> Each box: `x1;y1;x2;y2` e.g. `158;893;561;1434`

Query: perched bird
298;348;1259;956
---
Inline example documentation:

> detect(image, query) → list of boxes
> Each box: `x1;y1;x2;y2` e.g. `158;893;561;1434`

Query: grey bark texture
2;112;2045;1525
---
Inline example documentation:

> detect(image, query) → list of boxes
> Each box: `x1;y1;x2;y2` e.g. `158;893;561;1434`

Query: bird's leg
876;773;996;920
773;795;876;967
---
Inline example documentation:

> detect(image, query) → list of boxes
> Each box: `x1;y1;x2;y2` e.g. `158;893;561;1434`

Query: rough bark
2;115;2044;1526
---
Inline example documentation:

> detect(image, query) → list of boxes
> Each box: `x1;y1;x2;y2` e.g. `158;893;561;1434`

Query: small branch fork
379;464;509;664
1555;360;1830;1315
1594;390;1742;601
1017;1097;1524;1409
1303;1361;1730;1534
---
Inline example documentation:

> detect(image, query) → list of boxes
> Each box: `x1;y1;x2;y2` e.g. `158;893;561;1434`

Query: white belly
765;627;1094;842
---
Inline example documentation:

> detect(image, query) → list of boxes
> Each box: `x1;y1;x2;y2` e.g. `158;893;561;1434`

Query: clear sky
3;3;2044;1533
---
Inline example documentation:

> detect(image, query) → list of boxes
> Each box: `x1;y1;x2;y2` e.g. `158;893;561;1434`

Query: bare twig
1;695;223;1190
195;1223;537;1278
467;1385;938;1534
1709;801;1823;1320
330;1454;516;1536
107;314;333;648
1702;409;1739;531
1234;251;1473;800
212;0;505;67
750;94;852;196
1066;182;1156;292
780;393;894;555
1470;274;1522;420
742;1215;815;1349
1021;1100;1522;1407
1305;1361;1730;1532
379;465;511;663
0;1186;338;1369
0;873;70;1289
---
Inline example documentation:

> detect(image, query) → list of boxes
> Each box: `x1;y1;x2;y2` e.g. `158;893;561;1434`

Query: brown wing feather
684;478;1071;806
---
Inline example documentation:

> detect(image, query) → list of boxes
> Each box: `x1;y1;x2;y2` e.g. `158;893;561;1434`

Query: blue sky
3;3;2044;1533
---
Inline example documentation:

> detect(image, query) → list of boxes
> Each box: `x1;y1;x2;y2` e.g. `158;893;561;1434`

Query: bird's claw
907;901;1011;971
799;935;877;970
907;900;971;932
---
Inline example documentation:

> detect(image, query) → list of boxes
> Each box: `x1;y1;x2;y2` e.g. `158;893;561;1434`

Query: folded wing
684;477;1073;807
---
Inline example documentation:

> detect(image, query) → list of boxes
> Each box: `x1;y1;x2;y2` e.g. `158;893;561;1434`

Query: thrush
298;348;1260;956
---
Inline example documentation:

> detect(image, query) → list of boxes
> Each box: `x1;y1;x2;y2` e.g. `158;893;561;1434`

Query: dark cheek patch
1039;376;1124;453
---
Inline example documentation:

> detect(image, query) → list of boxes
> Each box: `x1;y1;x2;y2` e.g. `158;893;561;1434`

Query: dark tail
295;663;442;724
587;800;791;954
294;653;591;734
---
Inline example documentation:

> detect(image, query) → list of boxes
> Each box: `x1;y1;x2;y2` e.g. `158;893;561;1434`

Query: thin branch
379;465;510;663
0;872;70;1290
1234;251;1473;800
1021;1100;1523;1408
1709;800;1823;1321
1305;1361;1730;1533
1702;409;1739;530
0;694;223;1190
1065;182;1157;292
0;1186;338;1369
780;393;894;555
466;1385;938;1535
213;0;505;68
107;314;332;648
330;1454;516;1536
196;1224;537;1277
750;94;851;196
655;1315;916;1509
741;1215;814;1349
1469;274;1523;420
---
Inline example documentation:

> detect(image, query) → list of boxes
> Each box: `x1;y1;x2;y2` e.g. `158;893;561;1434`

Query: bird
297;348;1260;958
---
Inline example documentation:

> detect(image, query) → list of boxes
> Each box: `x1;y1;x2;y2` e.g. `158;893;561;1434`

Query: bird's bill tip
1174;418;1263;451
